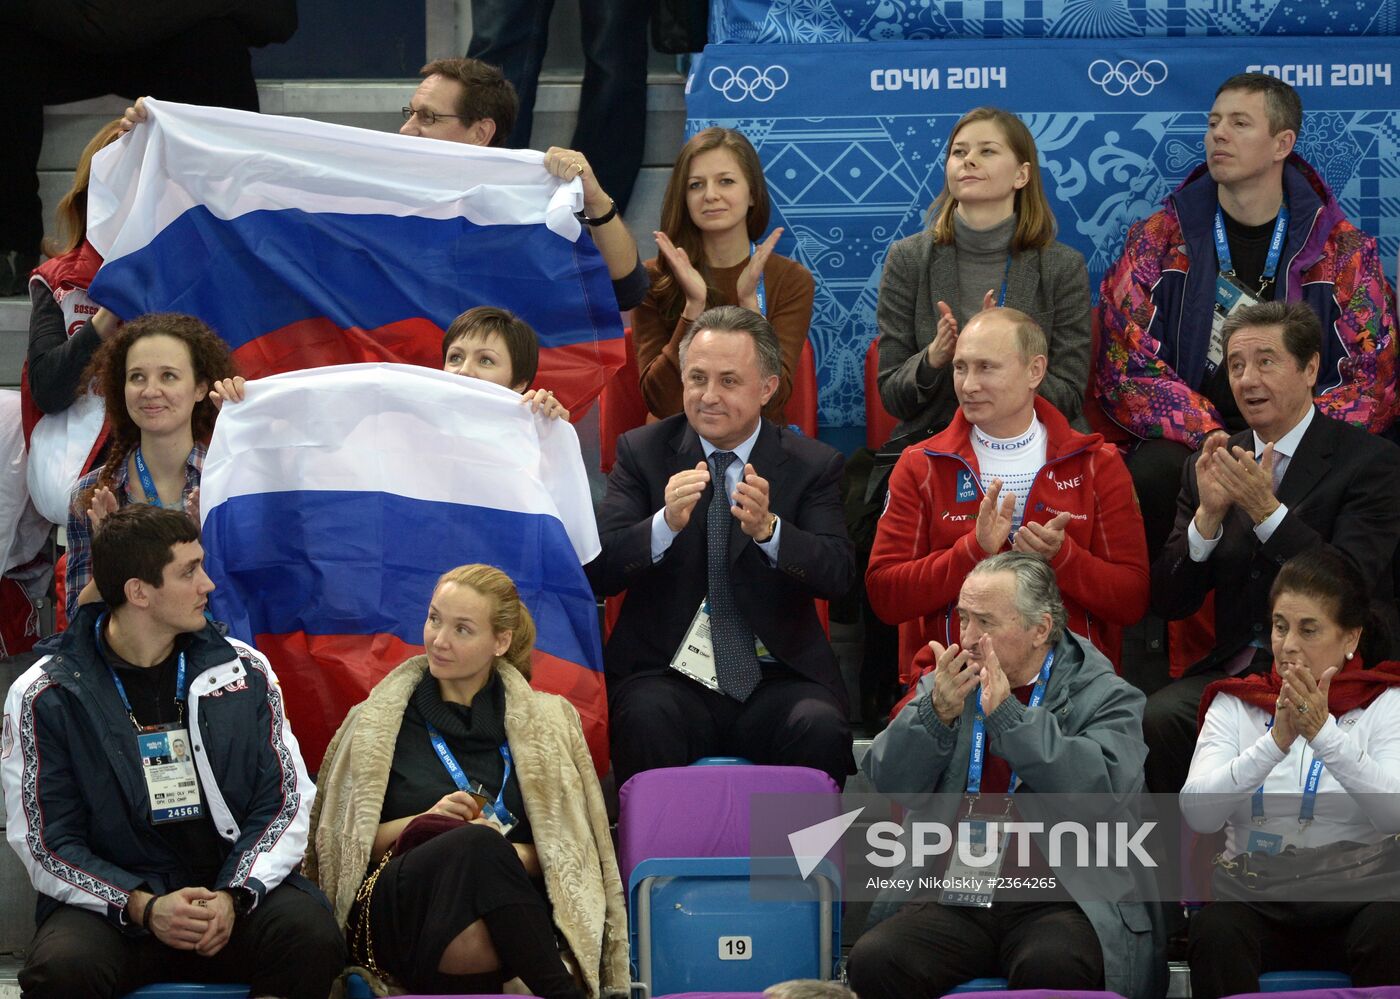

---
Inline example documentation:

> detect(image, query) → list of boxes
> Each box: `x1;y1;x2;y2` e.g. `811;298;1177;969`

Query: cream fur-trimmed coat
305;657;630;997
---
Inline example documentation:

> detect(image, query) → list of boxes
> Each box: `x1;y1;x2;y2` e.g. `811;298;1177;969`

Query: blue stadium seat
122;986;249;998
945;978;1009;994
1257;970;1353;991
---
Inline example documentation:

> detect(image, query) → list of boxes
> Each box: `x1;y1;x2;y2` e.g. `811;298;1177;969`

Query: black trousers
0;19;260;255
466;0;650;211
609;669;853;788
1189;900;1400;999
363;823;576;997
1127;438;1193;564
847;899;1104;999
1142;668;1225;793
18;883;345;999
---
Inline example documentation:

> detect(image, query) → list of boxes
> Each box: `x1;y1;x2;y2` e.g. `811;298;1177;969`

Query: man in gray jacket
847;551;1165;999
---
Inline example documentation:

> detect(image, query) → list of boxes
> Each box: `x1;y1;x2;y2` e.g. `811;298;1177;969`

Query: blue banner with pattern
686;38;1400;426
711;0;1400;45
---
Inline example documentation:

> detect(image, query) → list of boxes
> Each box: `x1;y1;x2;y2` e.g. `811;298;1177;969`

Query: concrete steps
2;74;686;388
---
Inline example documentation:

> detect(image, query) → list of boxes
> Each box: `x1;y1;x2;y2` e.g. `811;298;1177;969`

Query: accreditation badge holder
1208;274;1260;372
480;804;518;838
669;599;722;693
137;725;203;824
1246;829;1284;856
939;795;1011;908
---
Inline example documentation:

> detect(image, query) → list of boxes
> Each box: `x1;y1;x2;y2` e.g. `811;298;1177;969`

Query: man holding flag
118;55;650;317
95;72;632;416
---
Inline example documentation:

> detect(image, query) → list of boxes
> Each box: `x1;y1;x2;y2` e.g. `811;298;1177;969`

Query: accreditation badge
939;817;1006;908
669;599;722;692
136;725;203;824
1245;829;1284;856
1208;274;1260;372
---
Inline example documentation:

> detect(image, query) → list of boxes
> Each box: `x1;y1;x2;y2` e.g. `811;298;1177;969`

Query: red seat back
786;339;819;437
864;339;899;450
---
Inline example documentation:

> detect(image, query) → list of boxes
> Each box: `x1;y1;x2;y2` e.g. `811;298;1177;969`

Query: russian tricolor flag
198;364;606;772
83;99;624;413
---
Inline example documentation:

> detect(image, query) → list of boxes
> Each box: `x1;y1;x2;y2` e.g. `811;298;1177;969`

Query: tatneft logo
786;807;1157;880
708;65;790;103
1087;59;1168;96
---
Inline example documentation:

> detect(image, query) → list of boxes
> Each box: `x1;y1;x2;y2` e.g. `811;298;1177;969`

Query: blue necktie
706;450;761;701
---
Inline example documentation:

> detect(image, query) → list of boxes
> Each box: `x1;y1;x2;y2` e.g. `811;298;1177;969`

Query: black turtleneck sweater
379;669;532;844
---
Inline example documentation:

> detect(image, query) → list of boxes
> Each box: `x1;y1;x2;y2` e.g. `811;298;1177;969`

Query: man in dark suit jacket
1145;300;1400;792
587;305;856;786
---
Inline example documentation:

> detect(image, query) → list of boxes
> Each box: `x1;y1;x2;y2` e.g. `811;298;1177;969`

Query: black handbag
1211;834;1400;926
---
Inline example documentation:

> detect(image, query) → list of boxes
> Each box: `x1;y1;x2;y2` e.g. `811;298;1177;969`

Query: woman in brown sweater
636;127;814;422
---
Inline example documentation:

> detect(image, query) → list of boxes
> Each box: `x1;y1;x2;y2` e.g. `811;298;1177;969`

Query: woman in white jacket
1181;548;1400;997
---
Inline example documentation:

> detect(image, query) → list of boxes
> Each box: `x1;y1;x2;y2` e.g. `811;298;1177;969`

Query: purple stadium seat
1228;985;1400;999
949;991;1128;999
617;764;839;887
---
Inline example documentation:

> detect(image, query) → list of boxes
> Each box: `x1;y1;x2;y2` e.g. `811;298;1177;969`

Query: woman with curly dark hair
64;313;236;618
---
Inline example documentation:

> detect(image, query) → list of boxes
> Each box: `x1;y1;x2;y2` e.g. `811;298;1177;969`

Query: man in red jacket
868;307;1148;684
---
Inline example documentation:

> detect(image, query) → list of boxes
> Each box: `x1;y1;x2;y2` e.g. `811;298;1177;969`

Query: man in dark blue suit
587;305;855;786
1147;300;1400;792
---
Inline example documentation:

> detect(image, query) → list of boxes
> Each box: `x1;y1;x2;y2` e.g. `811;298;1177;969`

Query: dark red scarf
1197;657;1400;731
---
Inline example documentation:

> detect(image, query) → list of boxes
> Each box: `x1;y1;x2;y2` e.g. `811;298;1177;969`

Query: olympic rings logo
1087;59;1168;96
708;65;790;103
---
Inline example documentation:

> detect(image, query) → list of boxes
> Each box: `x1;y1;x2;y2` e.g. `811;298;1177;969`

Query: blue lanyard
1213;203;1290;291
996;254;1012;307
95;613;186;729
133;447;167;508
1251;748;1325;825
751;243;767;317
426;723;513;822
1252;758;1325;824
965;649;1055;795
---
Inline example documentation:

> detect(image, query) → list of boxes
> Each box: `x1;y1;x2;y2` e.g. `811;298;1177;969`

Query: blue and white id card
1208;274;1260;372
940;819;1004;908
137;726;203;823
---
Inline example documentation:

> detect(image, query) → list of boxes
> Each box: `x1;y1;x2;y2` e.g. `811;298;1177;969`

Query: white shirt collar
1253;404;1315;460
699;420;763;466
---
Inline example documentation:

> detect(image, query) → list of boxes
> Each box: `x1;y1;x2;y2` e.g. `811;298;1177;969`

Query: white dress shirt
1188;405;1316;561
650;421;781;564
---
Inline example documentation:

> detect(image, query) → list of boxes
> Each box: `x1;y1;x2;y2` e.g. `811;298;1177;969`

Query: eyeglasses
401;106;467;127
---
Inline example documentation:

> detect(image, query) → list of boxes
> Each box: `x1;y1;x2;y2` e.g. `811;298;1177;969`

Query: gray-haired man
849;552;1164;999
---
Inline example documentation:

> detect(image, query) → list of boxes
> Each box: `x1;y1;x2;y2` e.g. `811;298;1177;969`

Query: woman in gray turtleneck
875;107;1091;442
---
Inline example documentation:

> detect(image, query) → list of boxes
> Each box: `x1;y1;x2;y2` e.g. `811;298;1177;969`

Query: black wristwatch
223;887;257;916
575;199;618;227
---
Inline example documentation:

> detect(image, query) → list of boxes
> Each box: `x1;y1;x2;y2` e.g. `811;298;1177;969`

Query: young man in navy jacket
2;505;344;998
